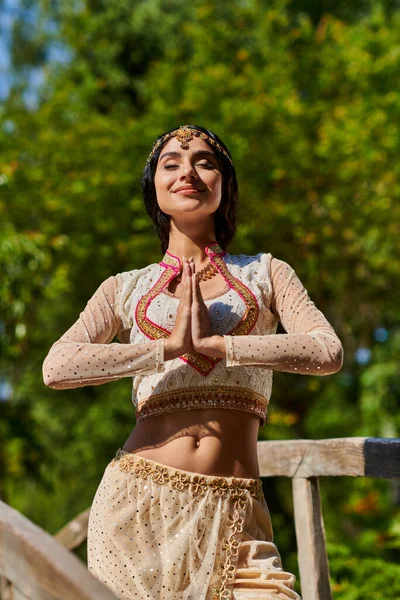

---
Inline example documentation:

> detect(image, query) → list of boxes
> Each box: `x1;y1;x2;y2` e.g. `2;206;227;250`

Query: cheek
154;172;172;195
211;174;223;197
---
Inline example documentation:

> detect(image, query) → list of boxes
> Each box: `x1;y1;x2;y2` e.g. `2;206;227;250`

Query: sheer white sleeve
224;257;344;375
42;275;165;389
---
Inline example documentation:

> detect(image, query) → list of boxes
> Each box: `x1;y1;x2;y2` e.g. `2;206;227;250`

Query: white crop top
42;242;344;427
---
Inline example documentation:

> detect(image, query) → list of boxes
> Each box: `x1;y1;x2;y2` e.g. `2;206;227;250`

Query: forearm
224;331;344;375
43;338;165;389
193;335;226;358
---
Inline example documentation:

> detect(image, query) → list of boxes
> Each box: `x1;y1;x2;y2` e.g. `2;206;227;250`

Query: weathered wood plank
0;575;12;600
258;438;367;477
9;588;30;600
292;477;332;600
257;437;400;478
54;508;90;550
0;502;117;600
364;438;400;478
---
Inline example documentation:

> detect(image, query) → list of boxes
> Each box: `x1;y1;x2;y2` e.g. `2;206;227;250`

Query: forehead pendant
146;125;233;164
174;126;197;150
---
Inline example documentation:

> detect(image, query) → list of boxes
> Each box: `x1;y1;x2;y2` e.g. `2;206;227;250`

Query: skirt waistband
110;448;264;499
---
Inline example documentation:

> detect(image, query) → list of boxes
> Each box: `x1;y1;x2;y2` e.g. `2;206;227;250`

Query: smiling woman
43;124;343;599
155;139;222;220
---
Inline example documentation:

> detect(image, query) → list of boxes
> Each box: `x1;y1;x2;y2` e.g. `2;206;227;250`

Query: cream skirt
87;449;301;600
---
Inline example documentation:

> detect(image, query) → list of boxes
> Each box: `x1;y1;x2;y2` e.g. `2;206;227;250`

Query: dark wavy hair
141;124;238;254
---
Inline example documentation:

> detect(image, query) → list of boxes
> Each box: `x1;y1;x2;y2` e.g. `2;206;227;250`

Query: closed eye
163;160;217;171
198;162;215;169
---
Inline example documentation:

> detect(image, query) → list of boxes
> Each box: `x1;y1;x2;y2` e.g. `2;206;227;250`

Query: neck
166;221;217;264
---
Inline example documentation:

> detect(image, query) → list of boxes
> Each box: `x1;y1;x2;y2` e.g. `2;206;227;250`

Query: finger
184;260;192;302
180;257;186;291
181;261;189;301
190;260;199;303
193;264;204;304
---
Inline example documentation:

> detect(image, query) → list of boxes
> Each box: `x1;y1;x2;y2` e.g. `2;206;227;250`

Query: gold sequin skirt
87;449;302;600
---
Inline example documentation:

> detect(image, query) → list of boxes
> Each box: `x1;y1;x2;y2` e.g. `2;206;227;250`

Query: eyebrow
159;150;217;162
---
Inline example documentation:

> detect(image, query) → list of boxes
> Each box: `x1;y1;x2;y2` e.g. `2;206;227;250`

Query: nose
179;162;198;180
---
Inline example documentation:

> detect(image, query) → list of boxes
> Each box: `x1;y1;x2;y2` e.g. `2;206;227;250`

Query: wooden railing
0;501;117;600
257;437;400;599
1;437;399;599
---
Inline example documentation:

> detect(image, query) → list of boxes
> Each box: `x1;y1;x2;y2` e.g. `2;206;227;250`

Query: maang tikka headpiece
146;126;233;165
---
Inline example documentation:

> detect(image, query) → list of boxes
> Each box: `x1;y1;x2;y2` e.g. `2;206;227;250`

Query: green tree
1;1;399;596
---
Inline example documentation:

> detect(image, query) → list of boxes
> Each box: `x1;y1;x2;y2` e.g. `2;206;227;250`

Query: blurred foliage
1;0;400;597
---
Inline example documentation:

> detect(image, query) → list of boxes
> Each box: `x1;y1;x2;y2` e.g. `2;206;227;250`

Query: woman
43;124;344;600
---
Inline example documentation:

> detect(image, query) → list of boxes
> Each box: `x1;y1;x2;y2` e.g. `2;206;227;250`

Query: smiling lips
173;185;204;194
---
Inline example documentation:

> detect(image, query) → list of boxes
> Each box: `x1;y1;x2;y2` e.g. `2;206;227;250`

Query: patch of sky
374;327;389;343
0;379;13;402
355;347;371;366
47;41;73;64
2;119;16;134
22;66;45;110
0;0;72;106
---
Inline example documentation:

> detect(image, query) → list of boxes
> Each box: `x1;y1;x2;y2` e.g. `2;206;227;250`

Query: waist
112;449;264;494
123;408;261;478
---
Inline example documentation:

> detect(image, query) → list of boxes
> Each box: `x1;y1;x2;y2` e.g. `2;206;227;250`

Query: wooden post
292;477;332;600
54;508;90;550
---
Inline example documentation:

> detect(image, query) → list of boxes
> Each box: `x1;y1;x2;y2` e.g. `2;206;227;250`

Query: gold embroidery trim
211;254;259;337
135;386;268;426
161;251;182;268
111;452;262;497
135;268;174;341
211;492;249;599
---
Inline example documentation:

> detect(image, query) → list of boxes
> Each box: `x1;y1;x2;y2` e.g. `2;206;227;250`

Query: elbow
324;340;344;375
42;355;63;389
42;342;72;389
42;370;71;390
42;363;59;389
333;340;344;372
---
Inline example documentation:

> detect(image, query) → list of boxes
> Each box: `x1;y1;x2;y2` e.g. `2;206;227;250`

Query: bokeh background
1;0;400;597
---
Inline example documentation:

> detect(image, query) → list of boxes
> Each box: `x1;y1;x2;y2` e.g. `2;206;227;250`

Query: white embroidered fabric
42;253;343;426
224;258;344;374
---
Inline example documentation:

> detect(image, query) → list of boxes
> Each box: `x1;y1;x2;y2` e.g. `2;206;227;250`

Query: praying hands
163;257;226;360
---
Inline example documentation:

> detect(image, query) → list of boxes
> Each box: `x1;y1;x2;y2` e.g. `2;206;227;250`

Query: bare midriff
122;408;261;479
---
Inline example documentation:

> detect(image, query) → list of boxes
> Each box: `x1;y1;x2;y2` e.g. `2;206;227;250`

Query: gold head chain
146;126;233;165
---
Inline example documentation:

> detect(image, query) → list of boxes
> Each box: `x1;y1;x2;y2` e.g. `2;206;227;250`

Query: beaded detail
135;385;268;426
161;283;231;301
146;125;233;165
136;386;268;427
